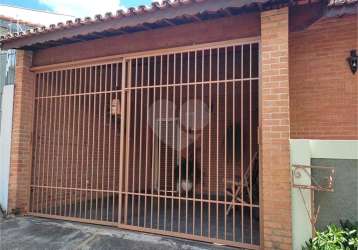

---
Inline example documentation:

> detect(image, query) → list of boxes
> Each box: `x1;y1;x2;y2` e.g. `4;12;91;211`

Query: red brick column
8;50;35;213
260;7;292;249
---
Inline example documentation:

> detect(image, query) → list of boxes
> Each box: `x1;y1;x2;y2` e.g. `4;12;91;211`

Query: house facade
0;0;357;249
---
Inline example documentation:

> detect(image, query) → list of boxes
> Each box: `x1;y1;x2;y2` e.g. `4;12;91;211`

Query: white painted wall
0;85;14;212
309;140;358;160
290;139;358;250
290;140;312;250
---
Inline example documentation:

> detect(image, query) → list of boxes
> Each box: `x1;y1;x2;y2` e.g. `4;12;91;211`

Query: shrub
303;220;358;250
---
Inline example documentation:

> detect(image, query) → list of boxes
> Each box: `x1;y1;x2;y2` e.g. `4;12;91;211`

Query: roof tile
6;0;350;45
0;0;226;42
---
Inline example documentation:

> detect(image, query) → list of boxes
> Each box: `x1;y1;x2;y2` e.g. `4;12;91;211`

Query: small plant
303;220;358;250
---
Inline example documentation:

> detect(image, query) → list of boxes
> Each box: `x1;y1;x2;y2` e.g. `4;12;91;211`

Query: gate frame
28;36;262;250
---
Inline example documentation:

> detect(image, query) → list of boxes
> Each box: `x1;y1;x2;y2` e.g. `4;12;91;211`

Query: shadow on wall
312;158;358;230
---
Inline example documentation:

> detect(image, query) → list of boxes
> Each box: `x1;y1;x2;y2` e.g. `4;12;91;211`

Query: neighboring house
0;5;74;214
0;16;35;125
0;1;357;250
0;4;74;26
0;4;74;110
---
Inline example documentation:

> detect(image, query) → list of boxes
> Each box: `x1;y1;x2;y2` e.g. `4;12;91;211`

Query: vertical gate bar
72;69;77;217
137;57;144;227
69;69;76;217
60;70;66;216
107;64;111;221
81;67;87;219
157;55;163;230
150;57;156;228
85;66;92;220
200;50;204;236
101;65;108;221
50;71;56;215
78;67;82;218
65;70;72;216
54;71;59;215
41;73;51;213
96;66;103;220
54;71;60;215
216;48;219;239
124;61;132;225
164;54;169;231
52;71;60;214
41;72;48;214
127;58;138;225
41;72;45;214
107;64;113;221
45;71;50;214
101;64;111;220
208;49;212;238
249;43;253;244
38;72;45;213
113;63;118;222
66;70;69;216
240;45;244;243
178;52;183;232
185;52;189;234
90;66;97;220
112;63;119;222
224;47;228;240
100;65;107;220
131;59;138;226
232;45;236;241
41;72;46;214
144;57;151;227
45;72;50;214
70;69;75;216
118;60;127;224
192;50;197;235
75;68;82;217
56;70;65;215
171;53;176;232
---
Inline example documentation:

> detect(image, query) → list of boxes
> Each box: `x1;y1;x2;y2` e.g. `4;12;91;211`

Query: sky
0;0;161;18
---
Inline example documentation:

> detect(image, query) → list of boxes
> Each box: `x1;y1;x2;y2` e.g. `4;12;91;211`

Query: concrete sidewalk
0;215;235;250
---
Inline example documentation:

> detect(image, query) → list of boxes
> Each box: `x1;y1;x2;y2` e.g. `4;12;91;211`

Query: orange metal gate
29;39;260;249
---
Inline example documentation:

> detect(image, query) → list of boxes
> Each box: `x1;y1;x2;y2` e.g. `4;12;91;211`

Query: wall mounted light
347;50;357;74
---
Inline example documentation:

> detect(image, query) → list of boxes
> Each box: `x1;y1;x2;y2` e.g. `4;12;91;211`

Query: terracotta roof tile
0;0;220;42
0;0;294;47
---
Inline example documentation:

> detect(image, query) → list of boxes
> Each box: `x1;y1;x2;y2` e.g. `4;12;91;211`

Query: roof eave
1;0;283;50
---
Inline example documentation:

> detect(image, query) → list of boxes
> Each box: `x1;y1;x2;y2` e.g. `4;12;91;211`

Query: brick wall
8;50;35;213
290;14;358;139
261;7;292;250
